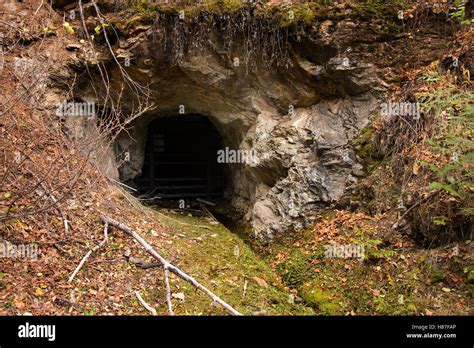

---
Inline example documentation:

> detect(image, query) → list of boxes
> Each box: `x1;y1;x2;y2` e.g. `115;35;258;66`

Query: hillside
0;0;472;316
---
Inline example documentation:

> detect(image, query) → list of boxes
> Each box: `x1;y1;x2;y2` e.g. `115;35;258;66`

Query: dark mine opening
135;115;226;199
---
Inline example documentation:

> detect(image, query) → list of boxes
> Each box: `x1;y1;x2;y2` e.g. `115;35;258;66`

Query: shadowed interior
135;114;226;199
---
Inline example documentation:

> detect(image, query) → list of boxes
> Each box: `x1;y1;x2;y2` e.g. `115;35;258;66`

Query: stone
65;43;81;51
252;276;269;289
47;13;383;243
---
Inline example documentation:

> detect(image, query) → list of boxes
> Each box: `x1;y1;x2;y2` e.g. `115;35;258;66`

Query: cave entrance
135;115;226;199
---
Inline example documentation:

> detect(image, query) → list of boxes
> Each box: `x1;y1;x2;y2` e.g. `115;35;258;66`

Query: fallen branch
101;214;242;316
33;0;44;15
135;291;157;316
196;198;216;207
39;183;70;236
126;256;161;269
198;203;218;222
163;267;174;315
68;222;109;283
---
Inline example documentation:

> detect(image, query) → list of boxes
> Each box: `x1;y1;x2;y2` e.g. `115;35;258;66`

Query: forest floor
1;183;313;315
1;191;471;316
266;210;472;315
0;0;472;316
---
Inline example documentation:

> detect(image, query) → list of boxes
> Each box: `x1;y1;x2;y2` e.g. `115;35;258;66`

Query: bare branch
163;267;174;316
68;222;109;283
100;214;242;316
135;291;157;316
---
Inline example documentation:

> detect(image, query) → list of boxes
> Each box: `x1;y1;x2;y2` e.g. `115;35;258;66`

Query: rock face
249;95;378;240
64;13;382;243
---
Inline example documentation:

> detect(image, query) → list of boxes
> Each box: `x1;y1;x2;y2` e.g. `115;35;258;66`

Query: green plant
430;266;444;283
63;21;75;35
94;23;110;35
450;0;474;25
418;68;474;225
299;281;341;314
84;307;95;315
464;265;474;283
276;251;315;287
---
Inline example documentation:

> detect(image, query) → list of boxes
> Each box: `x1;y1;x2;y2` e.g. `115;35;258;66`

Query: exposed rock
252;276;269;289
65;43;81;51
47;10;386;242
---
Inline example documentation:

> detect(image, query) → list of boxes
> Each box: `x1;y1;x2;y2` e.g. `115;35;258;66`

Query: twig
196;225;211;230
34;0;44;16
39;182;70;236
163;267;174;315
109;177;137;192
68;222;109;282
138;196;162;201
135;291;157;316
101;214;242;316
199;203;218;222
384;190;440;242
90;258;122;265
196;198;216;206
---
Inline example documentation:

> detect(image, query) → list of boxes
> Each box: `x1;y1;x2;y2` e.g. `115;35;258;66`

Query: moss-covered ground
265;210;472;315
140;208;313;315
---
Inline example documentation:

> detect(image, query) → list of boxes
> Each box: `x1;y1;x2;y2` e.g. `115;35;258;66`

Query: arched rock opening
65;18;382;243
134;114;226;200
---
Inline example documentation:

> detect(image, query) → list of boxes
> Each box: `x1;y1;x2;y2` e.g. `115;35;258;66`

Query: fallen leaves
13;298;26;309
371;289;380;297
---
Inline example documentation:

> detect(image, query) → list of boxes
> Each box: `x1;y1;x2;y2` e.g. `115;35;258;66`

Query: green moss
129;0;149;13
406;303;417;313
430;266;445;283
102;0;416;36
465;266;474;283
352;125;382;169
350;0;412;20
299;281;341;314
148;4;180;16
280;4;315;27
276;250;316;288
152;209;312;315
366;248;397;260
205;0;245;13
348;0;410;37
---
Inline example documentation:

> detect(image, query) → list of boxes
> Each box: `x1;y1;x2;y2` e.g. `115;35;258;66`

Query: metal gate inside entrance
136;115;225;199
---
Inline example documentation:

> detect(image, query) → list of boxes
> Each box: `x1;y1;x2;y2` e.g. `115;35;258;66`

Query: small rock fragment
252;276;268;289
